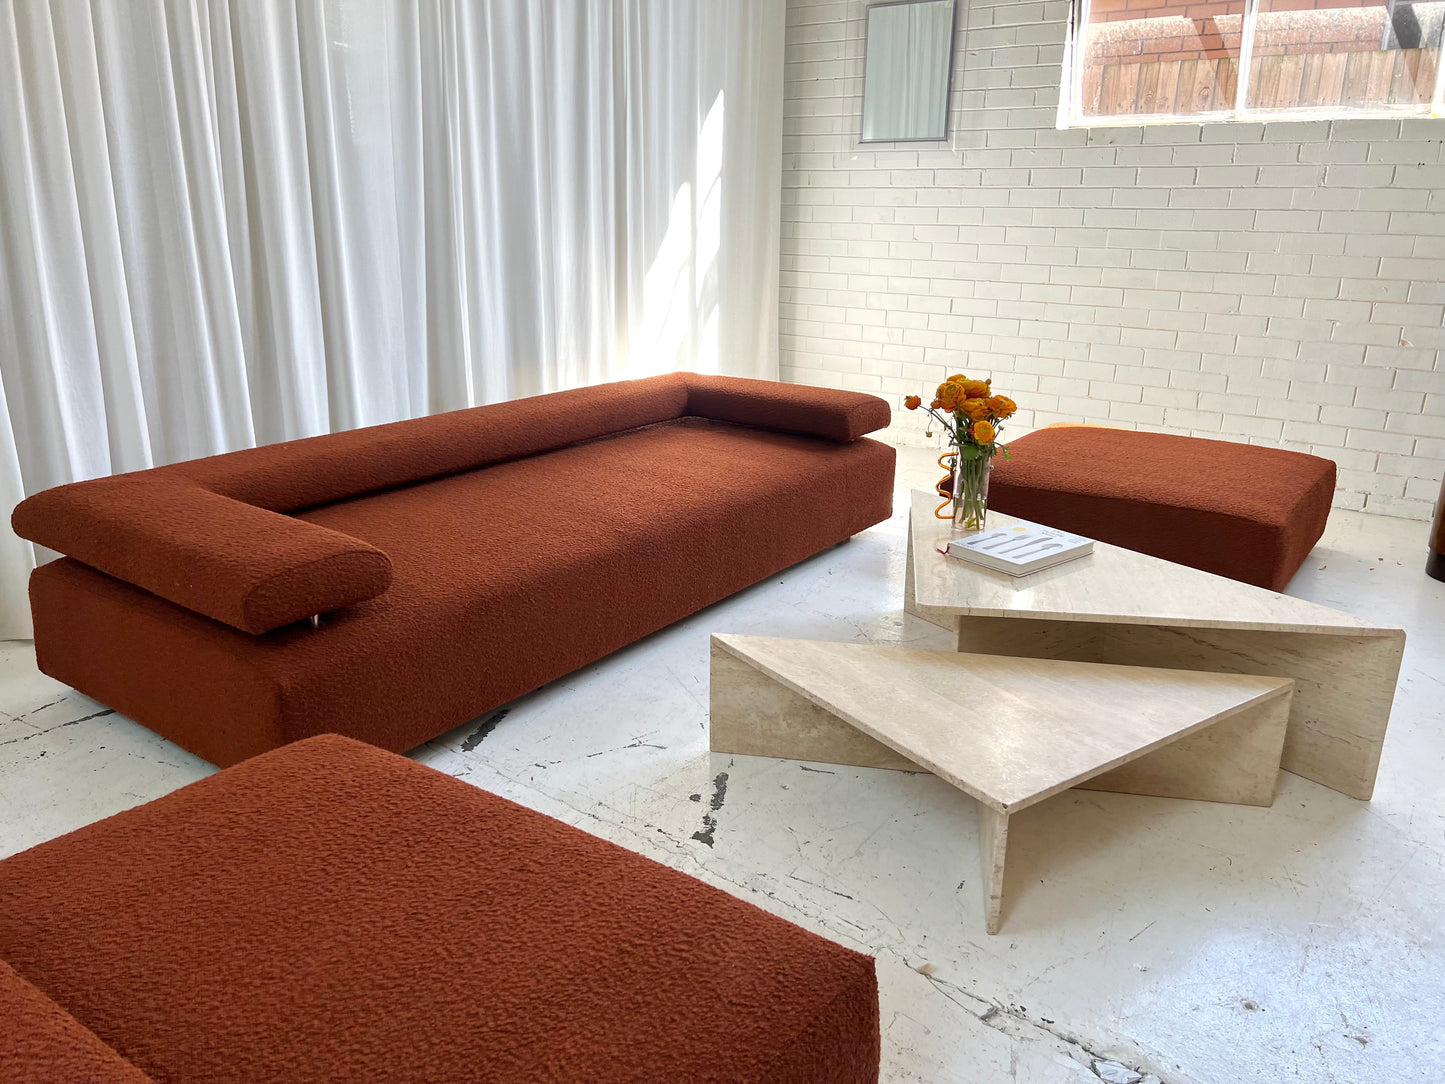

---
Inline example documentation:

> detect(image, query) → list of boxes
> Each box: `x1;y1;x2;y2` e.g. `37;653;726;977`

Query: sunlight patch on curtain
0;0;785;638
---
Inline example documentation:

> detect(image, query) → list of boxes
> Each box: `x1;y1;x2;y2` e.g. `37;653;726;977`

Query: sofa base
30;528;883;767
31;565;287;767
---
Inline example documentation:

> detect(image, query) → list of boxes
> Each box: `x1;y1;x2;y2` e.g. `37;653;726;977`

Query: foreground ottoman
990;425;1336;591
0;735;880;1083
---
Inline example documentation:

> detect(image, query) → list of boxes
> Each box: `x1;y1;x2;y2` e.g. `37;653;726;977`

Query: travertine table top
909;490;1396;637
712;634;1293;815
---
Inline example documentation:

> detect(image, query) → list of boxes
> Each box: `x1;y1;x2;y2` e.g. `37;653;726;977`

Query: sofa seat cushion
989;425;1336;591
0;958;152;1082
0;735;881;1084
29;418;895;766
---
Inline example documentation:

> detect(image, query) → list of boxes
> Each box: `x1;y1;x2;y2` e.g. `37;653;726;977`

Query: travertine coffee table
710;634;1293;934
905;491;1406;801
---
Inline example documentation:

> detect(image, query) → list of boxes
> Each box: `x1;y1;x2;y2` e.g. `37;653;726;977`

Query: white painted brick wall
781;0;1445;520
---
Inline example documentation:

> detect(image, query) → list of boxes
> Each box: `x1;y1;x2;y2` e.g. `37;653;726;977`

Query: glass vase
952;454;991;532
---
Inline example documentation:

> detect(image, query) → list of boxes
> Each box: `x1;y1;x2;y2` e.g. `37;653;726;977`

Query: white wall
781;0;1445;519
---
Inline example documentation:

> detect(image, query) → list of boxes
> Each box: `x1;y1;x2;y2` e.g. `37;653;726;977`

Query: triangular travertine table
905;490;1406;801
709;635;1293;934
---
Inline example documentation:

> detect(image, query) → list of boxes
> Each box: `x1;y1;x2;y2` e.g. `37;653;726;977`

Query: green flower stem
952;444;991;531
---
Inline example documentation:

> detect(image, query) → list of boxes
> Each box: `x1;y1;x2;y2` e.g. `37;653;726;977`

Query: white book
945;520;1094;576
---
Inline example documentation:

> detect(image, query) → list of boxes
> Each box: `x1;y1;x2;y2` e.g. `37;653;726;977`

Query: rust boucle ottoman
0;959;152;1082
990;426;1336;591
0;735;880;1083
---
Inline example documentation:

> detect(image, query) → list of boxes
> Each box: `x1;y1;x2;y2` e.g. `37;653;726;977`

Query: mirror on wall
860;0;956;142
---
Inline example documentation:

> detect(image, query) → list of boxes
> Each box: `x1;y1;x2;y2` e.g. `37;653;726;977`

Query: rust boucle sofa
12;374;894;767
0;735;882;1082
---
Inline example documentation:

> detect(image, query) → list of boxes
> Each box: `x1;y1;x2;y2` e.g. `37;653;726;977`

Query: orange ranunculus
987;394;1016;419
937;384;962;412
904;394;922;410
930;397;943;410
973;420;996;444
961;397;991;421
946;373;966;385
963;378;991;399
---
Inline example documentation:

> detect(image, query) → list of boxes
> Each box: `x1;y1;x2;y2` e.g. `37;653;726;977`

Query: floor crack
920;971;1174;1083
0;708;115;747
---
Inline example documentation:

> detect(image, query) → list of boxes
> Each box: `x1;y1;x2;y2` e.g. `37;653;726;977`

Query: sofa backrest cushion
0;958;153;1082
685;375;892;443
172;373;693;511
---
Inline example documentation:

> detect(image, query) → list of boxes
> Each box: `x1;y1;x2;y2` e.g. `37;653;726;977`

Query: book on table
945;521;1094;575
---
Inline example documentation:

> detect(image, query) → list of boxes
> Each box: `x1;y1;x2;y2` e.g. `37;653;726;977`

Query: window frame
1062;0;1445;127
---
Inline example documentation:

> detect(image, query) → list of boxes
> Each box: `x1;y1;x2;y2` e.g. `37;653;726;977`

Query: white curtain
0;0;785;639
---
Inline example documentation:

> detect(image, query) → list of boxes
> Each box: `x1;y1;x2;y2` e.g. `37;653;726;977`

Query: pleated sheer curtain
0;0;784;638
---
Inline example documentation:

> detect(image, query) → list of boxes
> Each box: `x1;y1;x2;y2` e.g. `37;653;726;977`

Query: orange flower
987;395;1016;419
960;397;991;421
939;374;969;395
963;378;991;399
904;394;922;410
937;384;962;412
930;397;943;410
973;420;996;444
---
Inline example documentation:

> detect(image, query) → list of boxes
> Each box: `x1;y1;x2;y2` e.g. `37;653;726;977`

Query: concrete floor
2;445;1442;1083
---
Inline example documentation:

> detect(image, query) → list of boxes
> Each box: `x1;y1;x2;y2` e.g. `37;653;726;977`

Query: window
1067;0;1445;123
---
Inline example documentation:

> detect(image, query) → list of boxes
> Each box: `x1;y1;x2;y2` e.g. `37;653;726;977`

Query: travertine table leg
977;805;1009;935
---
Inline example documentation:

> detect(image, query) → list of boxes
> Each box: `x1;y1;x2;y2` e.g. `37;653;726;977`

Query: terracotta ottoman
0;735;880;1083
990;425;1336;592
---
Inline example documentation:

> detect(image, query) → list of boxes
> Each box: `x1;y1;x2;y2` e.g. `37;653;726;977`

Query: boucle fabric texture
685;373;891;443
0;735;881;1084
990;425;1336;592
19;375;893;766
12;373;888;635
0;959;153;1082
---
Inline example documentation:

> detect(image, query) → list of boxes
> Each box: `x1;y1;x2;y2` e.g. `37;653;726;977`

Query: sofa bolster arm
683;374;891;442
12;478;393;635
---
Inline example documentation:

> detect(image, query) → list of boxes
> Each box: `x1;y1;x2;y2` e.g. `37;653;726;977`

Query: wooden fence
1083;46;1436;116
